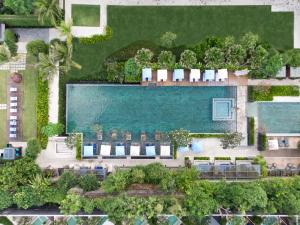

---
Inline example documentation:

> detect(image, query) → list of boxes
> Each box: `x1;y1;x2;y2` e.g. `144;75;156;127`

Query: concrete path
48;65;59;123
248;78;300;86
236;86;248;146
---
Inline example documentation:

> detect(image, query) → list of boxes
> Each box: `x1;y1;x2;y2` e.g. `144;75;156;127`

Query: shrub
37;75;48;149
160;31;177;49
57;171;78;192
26;40;48;57
79;174;100;192
4;29;17;56
179;50;197;69
0;44;11;63
194;157;210;160
0;191;13;211
76;134;82;160
204;47;225;69
79;26;112;45
106;61;125;83
253;155;267;176
129;167;145;184
124;58;140;83
0;217;13;225
134;48;154;68
158;50;176;69
258;131;267;151
248;117;255;145
41;122;64;137
284;49;300;67
25;138;41;159
4;0;34;15
214;157;231;160
143;163;168;185
59;193;82;215
102;169;130;193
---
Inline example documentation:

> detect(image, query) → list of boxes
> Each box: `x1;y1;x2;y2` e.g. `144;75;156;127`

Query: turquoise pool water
258;102;300;133
66;85;237;140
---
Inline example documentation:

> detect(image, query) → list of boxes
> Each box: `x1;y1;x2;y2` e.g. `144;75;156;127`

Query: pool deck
141;71;248;86
237;86;248;146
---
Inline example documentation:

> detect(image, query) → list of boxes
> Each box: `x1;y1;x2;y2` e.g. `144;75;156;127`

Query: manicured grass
22;56;37;140
72;4;100;26
0;71;8;148
248;86;300;102
0;15;53;28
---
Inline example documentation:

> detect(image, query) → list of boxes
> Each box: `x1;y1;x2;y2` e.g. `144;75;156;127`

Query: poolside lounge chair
146;144;156;157
157;69;168;82
10;127;16;132
10;108;17;113
115;144;125;156
9;87;17;92
9;133;16;138
130;144;141;156
173;69;184;82
10;102;17;107
10;120;17;126
216;69;228;81
10;96;17;101
160;144;171;157
100;144;111;156
142;68;152;82
83;145;94;157
203;70;215;82
10;115;17;120
189;69;201;82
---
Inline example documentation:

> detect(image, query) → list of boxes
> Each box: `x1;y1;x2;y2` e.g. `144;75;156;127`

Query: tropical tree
0;44;11;63
220;132;244;149
262;52;284;78
36;53;60;80
179;50;197;69
59;193;82;215
168;129;191;147
160;31;177;48
26;39;49;57
134;48;154;68
223;37;246;69
124;58;140;82
57;171;78;193
249;45;269;70
34;0;62;26
41;122;65;137
204;47;225;69
283;49;300;67
158;50;176;69
25;138;41;159
240;32;260;54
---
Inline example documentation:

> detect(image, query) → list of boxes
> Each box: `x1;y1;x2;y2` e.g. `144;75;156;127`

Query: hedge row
0;15;53;28
258;132;267;151
76;134;82;160
248;117;255;145
37;75;49;149
79;26;113;45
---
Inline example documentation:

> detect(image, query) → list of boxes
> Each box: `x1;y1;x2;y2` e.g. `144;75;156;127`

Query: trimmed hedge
194;157;210;160
4;29;17;56
37;75;49;149
248;117;255;145
190;133;225;138
215;157;231;160
0;15;53;27
248;85;299;102
258;132;267;151
76;133;83;160
79;26;113;45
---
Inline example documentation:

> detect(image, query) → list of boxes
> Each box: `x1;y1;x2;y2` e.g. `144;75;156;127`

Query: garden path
248;79;300;86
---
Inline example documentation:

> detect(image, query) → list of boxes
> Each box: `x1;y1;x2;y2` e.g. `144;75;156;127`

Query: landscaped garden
71;4;100;27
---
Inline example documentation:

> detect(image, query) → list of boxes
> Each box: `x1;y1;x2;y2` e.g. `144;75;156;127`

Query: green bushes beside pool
248;86;299;102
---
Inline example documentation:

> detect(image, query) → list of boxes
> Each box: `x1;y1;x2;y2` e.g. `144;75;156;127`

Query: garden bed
248;86;299;102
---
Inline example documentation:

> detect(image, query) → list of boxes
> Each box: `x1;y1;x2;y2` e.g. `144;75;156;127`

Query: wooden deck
141;70;248;86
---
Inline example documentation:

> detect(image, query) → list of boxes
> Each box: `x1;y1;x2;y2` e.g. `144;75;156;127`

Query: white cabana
173;69;184;81
203;70;215;81
157;69;168;82
276;66;286;78
268;140;279;150
216;69;228;81
189;69;201;82
142;68;152;81
83;145;93;157
100;144;111;156
290;67;300;78
130;145;140;156
160;145;171;157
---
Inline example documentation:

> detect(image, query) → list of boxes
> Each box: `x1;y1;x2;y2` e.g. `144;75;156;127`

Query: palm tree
37;53;65;80
34;0;62;26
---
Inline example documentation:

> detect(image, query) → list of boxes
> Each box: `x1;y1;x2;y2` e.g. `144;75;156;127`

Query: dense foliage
4;0;34;15
248;117;255;145
220;132;244;149
36;75;49;149
25;138;41;159
0;15;53;27
160;31;177;49
41;122;64;137
4;29;17;56
26;40;48;57
79;26;113;45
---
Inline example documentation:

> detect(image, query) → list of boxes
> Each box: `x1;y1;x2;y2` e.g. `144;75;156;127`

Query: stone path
236;86;248;146
0;54;26;73
48;65;59;123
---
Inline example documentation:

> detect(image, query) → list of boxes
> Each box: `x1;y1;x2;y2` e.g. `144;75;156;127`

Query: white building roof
216;69;228;81
203;70;215;81
157;69;168;81
100;144;111;156
189;69;201;82
290;67;300;78
142;68;152;81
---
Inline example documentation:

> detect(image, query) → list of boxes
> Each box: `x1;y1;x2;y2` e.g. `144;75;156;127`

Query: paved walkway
236;86;248;146
48;64;59;123
248;78;300;86
0;54;26;72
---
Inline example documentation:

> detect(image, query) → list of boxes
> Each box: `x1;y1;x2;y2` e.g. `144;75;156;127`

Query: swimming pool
66;85;237;140
258;102;300;133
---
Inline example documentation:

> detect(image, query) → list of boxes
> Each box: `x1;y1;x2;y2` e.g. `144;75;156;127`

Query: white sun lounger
10;96;17;101
130;145;141;156
9;133;17;138
10;102;17;107
10;87;17;92
100;144;111;156
10;115;17;120
10;108;17;113
160;145;171;157
10;127;16;132
10;120;17;126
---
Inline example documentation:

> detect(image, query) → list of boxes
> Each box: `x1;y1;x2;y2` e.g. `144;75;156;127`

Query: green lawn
0;71;8;148
72;4;100;26
22;56;37;140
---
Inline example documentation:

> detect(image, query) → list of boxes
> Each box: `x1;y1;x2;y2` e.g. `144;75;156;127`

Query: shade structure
268;139;279;150
157;69;168;81
142;68;152;81
192;140;203;153
160;145;171;156
115;145;125;156
216;69;228;81
173;69;184;81
100;144;111;156
177;146;189;153
146;145;156;156
130;145;140;156
83;145;93;157
189;69;201;82
203;70;215;81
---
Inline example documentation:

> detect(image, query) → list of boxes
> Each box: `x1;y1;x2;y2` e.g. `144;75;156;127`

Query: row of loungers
83;142;173;159
9;87;18;139
142;68;228;82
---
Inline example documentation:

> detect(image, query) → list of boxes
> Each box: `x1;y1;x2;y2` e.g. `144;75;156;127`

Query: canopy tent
83;145;93;157
173;69;184;81
146;145;156;156
216;69;228;81
100;144;111;156
157;69;168;81
160;145;171;156
130;145;140;156
268;139;279;150
192;140;203;153
189;69;201;82
142;68;152;81
115;145;125;156
203;70;215;81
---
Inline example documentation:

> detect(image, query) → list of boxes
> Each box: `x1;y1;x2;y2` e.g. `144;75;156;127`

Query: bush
76;134;82;160
79;174;100;192
26;40;48;57
106;61;125;83
0;217;13;225
0;44;11;63
57;171;78;192
143;163;168;185
179;50;197;69
258;132;267;151
134;48;154;68
160;31;177;49
248;117;255;145
41;122;65;137
214;157;231;160
4;29;17;56
102;169;130;193
124;58;141;83
79;26;112;45
0;15;53;27
253;155;267;176
0;191;13;211
37;75;48;149
194;157;210;160
158;50;176;69
25;138;41;159
4;0;34;15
